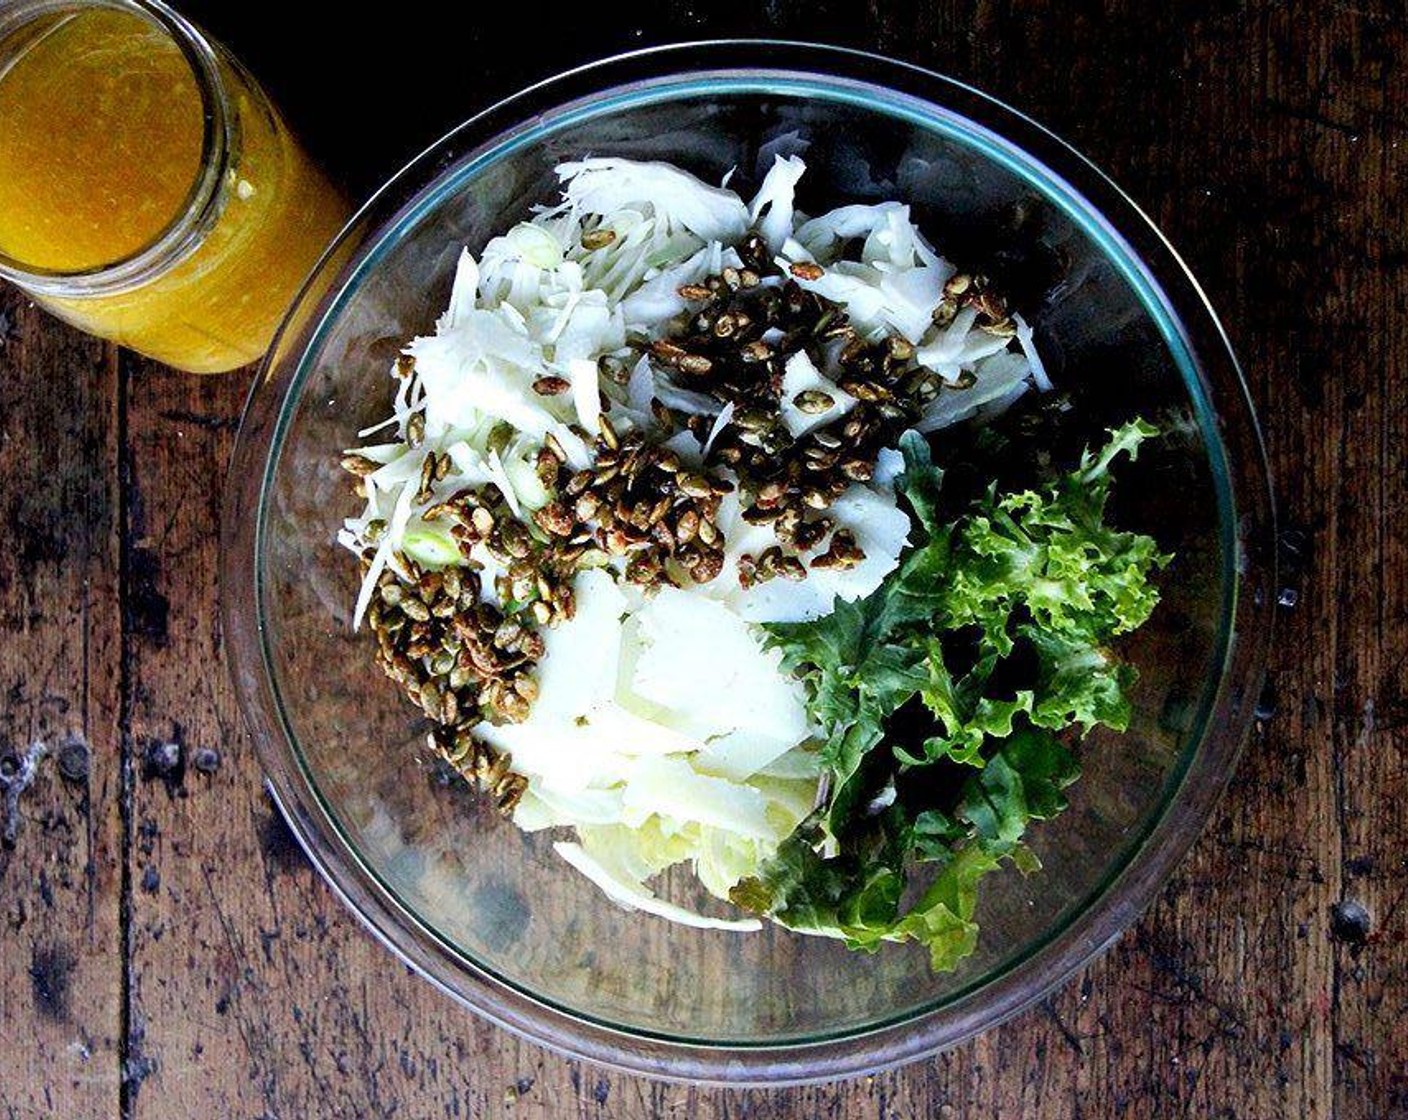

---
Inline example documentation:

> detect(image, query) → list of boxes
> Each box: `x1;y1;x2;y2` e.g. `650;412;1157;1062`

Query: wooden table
2;3;1403;1117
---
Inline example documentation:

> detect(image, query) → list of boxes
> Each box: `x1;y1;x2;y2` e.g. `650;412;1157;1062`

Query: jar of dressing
0;0;349;373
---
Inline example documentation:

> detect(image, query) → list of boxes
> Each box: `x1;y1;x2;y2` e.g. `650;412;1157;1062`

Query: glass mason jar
0;0;349;373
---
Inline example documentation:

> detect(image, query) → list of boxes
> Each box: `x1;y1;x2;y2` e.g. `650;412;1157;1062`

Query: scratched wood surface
1;1;1404;1117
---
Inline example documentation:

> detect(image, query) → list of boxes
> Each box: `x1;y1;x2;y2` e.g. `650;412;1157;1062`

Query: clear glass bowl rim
220;39;1276;1086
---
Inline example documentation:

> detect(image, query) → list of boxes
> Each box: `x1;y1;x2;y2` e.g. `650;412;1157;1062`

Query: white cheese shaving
620;589;813;752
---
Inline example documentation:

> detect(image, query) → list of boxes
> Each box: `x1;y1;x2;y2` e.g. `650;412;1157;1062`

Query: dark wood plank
0;292;123;1117
1304;11;1408;1115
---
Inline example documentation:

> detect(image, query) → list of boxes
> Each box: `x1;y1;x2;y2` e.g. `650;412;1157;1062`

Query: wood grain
0;290;123;1117
1;1;1405;1117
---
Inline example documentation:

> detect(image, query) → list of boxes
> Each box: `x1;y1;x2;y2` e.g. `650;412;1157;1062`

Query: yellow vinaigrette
0;5;347;372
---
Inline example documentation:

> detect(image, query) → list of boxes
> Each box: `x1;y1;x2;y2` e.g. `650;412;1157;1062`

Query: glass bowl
221;42;1274;1085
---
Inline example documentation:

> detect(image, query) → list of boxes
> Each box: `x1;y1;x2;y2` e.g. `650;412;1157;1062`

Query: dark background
181;2;1259;206
185;3;887;193
2;3;1404;1118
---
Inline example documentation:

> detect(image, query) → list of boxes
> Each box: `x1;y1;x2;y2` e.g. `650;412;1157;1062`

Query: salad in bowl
336;154;1167;971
